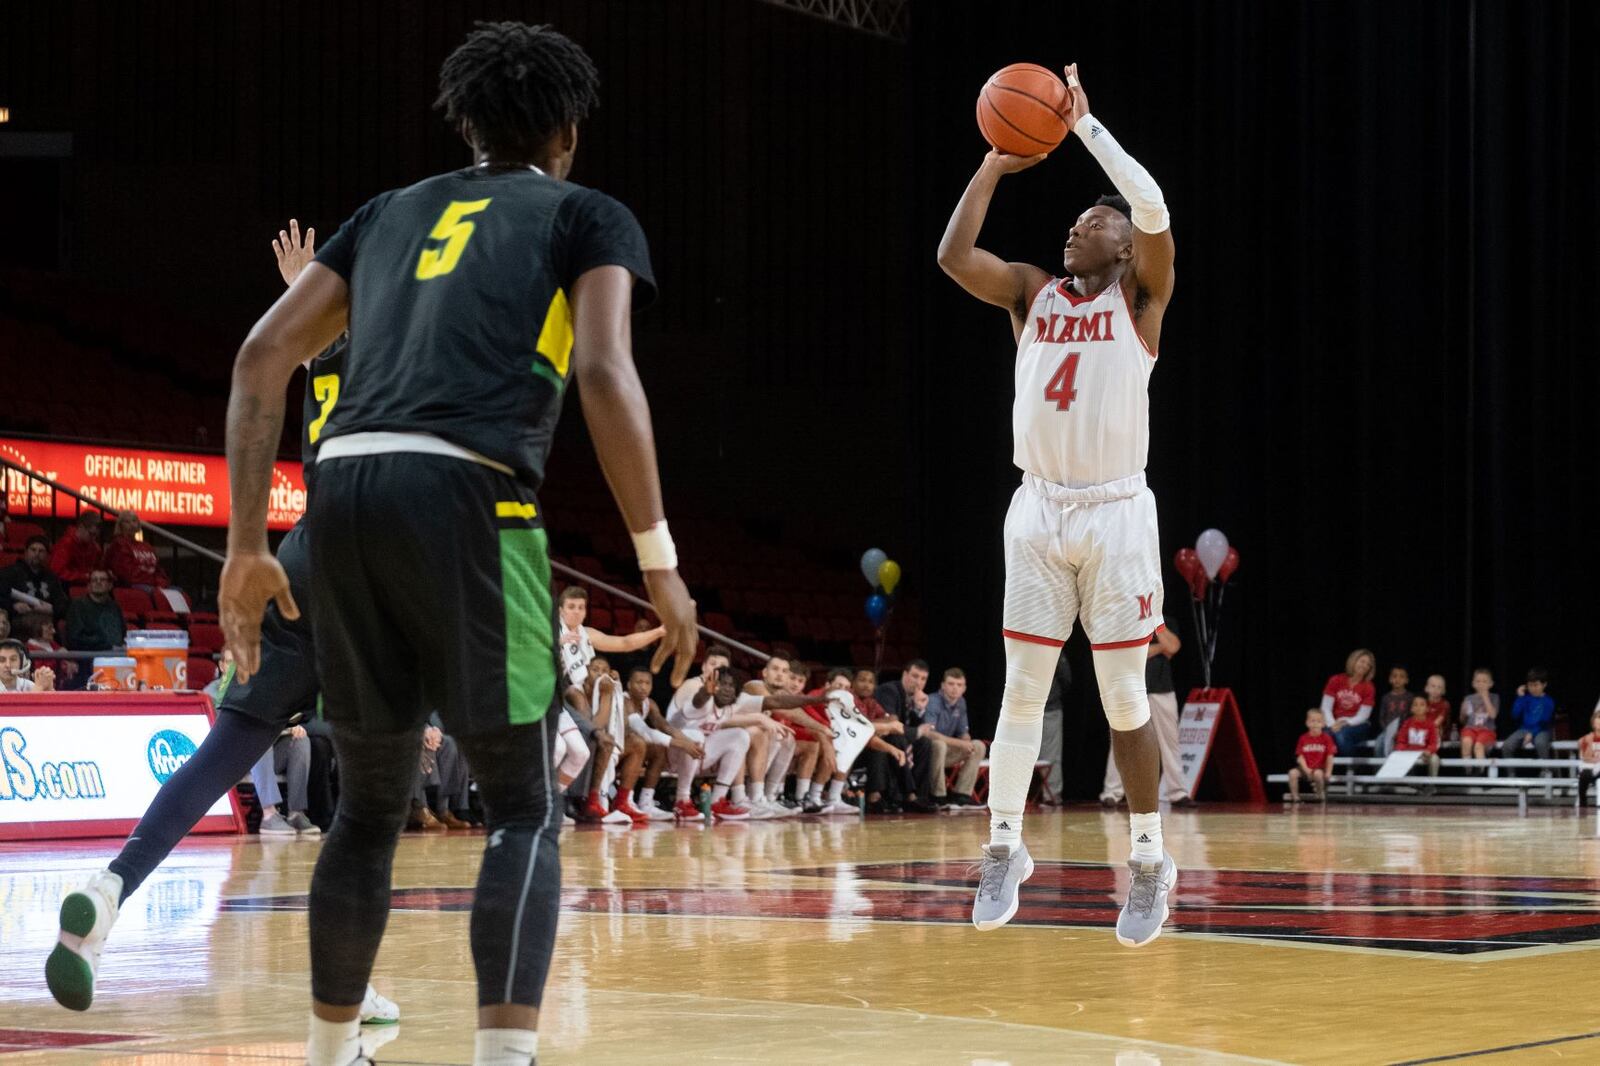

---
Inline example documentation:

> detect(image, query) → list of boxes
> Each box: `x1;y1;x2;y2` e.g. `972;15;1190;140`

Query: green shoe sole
45;943;94;1011
59;891;99;938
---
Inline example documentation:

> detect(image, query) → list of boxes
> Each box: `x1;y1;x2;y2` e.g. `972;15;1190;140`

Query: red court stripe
1002;628;1065;648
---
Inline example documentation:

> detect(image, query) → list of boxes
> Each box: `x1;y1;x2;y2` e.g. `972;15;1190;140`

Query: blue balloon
865;593;890;628
860;547;888;587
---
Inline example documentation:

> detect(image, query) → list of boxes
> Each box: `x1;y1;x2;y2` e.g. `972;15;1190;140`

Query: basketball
976;62;1071;156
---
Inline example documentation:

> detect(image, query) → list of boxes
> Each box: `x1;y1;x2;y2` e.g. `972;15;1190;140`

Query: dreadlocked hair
435;21;600;159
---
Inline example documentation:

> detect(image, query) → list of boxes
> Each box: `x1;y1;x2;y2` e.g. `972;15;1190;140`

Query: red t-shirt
1426;698;1451;733
1579;733;1600;765
1323;674;1375;720
1296;732;1336;771
49;535;103;583
105;536;168;588
1396;717;1440;753
857;694;889;721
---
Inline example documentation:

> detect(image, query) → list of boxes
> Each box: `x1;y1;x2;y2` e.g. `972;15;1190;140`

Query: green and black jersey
311;166;655;489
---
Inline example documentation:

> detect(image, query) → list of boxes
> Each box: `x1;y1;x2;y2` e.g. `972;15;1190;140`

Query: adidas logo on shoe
1136;833;1152;843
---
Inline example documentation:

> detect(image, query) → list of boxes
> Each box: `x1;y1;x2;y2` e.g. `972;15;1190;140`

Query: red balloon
1173;548;1209;599
1217;546;1240;585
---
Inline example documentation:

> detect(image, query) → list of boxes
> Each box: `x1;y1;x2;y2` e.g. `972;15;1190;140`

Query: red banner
1;438;305;531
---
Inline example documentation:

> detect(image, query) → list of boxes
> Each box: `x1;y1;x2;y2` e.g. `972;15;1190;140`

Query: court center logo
146;730;197;784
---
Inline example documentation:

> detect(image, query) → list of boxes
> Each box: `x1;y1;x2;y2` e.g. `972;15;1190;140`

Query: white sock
1130;811;1163;864
639;786;655;807
475;1027;539;1066
826;779;844;803
795;778;811;802
676;786;691;803
806;783;823;804
749;781;766;803
306;1015;361;1066
712;783;730;803
731;782;747;804
765;743;794;793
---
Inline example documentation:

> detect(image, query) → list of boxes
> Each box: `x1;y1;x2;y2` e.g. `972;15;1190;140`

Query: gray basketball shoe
971;841;1035;931
1115;852;1178;947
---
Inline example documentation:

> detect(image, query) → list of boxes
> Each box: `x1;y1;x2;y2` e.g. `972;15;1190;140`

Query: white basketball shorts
1002;471;1165;650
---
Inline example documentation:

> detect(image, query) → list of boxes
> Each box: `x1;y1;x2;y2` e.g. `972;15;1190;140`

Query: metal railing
3;452;765;662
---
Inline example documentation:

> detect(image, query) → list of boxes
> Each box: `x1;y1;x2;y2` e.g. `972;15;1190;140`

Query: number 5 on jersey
1045;352;1081;411
415;198;492;280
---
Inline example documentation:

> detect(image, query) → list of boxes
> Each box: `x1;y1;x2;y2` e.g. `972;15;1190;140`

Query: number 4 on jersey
1044;352;1082;411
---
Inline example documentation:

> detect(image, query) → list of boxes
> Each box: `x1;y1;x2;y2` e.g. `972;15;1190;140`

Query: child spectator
1376;665;1414;757
49;512;104;584
1321;648;1377;756
1423;675;1451;738
21;613;76;685
1395;694;1442;780
1578;709;1600;808
1504;668;1555;760
1288;708;1336;802
1457;667;1500;760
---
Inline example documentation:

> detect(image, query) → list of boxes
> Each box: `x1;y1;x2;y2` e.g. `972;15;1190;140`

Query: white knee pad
993;637;1059;740
1093;644;1151;731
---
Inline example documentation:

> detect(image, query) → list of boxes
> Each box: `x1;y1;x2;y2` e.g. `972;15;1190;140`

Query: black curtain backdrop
2;1;1595;796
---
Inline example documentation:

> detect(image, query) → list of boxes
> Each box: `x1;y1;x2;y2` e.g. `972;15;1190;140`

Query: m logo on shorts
1136;593;1154;621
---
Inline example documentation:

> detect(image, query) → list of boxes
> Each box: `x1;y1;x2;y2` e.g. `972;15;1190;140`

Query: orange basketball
976;62;1070;157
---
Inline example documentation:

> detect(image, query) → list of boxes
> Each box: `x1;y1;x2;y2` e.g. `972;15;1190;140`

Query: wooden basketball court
4;806;1599;1064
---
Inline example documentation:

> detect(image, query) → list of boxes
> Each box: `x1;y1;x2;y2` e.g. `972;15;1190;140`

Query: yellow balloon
877;559;902;594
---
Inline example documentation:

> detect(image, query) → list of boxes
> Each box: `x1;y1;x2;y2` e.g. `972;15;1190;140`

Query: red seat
186;656;218;691
3;521;46;549
112;587;155;621
611;607;638;632
147;610;180;627
190;611;219;625
188;622;225;654
587;606;613;631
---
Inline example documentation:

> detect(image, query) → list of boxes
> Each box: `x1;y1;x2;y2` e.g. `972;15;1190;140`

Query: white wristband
631;519;678;572
1073;113;1171;235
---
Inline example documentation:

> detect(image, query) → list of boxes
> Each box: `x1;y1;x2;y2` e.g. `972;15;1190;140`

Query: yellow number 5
307;374;339;444
415;198;492;280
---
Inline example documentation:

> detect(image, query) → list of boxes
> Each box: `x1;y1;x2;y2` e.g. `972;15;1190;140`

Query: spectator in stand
1394;694;1442;781
0;607;10;641
49;512;104;584
1101;623;1190;808
65;569;125;653
1375;665;1414;757
1504;668;1555;761
1423;674;1451;739
1;536;69;623
1287;708;1335;802
410;712;472;830
104;512;171;591
1039;647;1072;804
858;667;935;813
21;613;75;685
249;721;320;837
922;667;987;807
1457;667;1500;762
0;639;55;692
1577;708;1600;808
875;659;930;732
1321;648;1377;756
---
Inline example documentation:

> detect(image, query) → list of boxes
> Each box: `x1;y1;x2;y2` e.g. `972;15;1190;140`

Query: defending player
44;222;396;1027
218;22;698;1066
937;63;1177;943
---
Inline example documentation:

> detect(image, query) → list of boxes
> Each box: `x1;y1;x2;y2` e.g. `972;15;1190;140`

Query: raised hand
1062;62;1090;129
273;218;317;287
981;148;1048;175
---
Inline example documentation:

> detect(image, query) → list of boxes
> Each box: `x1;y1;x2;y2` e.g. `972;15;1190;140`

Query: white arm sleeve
1320;694;1335;716
1073;113;1170;234
1346;702;1373;728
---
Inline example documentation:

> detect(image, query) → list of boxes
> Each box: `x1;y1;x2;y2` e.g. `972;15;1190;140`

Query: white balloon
1195;528;1230;580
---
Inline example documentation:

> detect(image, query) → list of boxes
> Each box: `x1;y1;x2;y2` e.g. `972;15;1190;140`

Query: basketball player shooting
936;63;1177;943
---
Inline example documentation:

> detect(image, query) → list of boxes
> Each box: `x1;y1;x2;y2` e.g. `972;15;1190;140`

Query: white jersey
1013;278;1155;489
558;623;594;689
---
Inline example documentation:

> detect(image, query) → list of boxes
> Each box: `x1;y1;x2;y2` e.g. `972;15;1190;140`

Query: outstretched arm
936;152;1053;334
1062;63;1175;344
589;625;665;653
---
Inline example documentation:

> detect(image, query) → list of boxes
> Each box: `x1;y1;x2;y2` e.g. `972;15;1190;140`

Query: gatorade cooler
126;629;190;690
89;656;137;690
